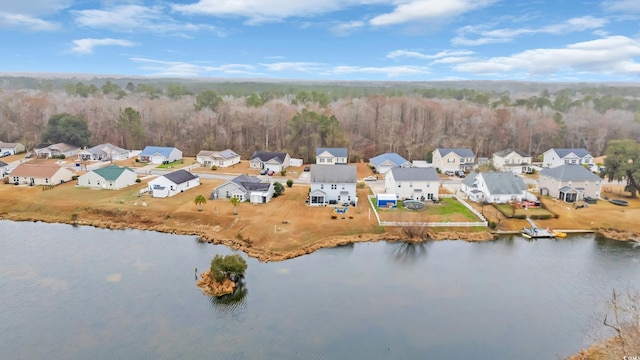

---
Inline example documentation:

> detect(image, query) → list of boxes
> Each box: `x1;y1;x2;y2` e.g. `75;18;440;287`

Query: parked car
455;170;465;178
260;169;268;175
444;170;456;176
0;151;11;158
267;170;275;176
363;175;377;181
303;166;310;172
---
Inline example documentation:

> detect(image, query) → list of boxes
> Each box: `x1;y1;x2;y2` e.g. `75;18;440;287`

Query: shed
376;193;397;208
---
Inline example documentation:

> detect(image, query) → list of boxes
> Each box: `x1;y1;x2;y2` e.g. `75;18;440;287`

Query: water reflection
210;281;249;314
390;241;429;263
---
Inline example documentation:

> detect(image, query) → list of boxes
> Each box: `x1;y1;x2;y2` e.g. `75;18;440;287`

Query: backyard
373;197;481;223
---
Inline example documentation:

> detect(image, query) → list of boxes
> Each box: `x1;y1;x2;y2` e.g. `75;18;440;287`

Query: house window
331;184;337;190
319;158;325;163
342;185;345;190
320;184;324;189
88;180;91;185
13;176;18;182
97;180;100;186
225;191;230;198
409;183;413;188
447;158;454;163
398;184;401;188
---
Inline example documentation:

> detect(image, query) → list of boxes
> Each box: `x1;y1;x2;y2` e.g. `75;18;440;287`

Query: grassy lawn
156;160;184;169
494;203;553;218
373;197;480;222
425;198;478;221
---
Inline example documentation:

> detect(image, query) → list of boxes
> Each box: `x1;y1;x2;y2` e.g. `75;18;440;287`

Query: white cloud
387;49;474;60
331;65;431;76
2;0;72;16
171;0;388;25
454;35;640;76
71;38;137;54
330;21;365;36
602;0;640;13
0;12;60;31
260;62;328;73
453;16;608;46
369;0;495;27
73;4;222;35
130;57;260;77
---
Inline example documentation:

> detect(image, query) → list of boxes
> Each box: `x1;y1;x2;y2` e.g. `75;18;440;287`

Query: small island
197;254;248;297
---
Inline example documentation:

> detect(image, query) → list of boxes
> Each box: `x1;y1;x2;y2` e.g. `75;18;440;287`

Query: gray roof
316;147;348;158
389;167;439;181
310;164;357;183
493;148;529;158
435;148;475;158
463;171;527;195
241;182;271;191
0;161;7;167
230;174;260;185
163;169;198;184
550;148;591;158
540;164;601;181
85;143;129;155
251;151;288;164
199;149;239;159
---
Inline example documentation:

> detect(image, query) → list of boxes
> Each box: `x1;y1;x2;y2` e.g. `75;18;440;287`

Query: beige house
0;141;26;155
10;163;75;186
35;143;80;159
196;149;241;168
492;149;533;174
432;148;476;172
538;164;602;202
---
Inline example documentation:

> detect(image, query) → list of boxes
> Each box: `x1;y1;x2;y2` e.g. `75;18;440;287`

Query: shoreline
1;211;635;262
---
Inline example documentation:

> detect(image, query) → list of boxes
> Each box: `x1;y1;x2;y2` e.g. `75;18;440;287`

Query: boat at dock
552;229;567;238
522;217;556;239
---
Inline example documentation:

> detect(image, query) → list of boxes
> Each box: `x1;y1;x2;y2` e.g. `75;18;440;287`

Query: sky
1;0;640;81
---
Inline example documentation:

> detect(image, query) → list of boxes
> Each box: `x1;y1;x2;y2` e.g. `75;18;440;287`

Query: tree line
1;81;640;163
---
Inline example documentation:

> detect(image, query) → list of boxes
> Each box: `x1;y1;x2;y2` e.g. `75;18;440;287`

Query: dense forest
1;76;640;163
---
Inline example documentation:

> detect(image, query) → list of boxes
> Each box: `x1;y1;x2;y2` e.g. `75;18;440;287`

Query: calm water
1;220;639;360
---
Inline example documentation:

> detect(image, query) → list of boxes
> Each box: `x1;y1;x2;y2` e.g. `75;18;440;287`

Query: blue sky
1;0;640;81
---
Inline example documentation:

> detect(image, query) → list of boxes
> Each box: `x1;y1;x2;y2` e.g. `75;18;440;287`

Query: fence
368;195;488;228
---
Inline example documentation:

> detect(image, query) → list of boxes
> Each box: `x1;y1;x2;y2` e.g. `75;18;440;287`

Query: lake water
1;220;639;359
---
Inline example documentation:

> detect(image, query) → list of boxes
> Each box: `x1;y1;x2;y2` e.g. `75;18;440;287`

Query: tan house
432;148;476;172
538;164;602;202
10;163;75;186
492;149;533;174
35;143;80;159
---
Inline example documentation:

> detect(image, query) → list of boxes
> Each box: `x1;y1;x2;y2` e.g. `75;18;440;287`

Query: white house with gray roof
538;164;602;202
148;169;199;198
432;148;476;172
315;147;348;165
197;149;241;168
492;149;533;174
0;141;26;155
249;151;290;173
309;164;357;206
542;148;593;169
77;165;137;189
385;167;440;201
138;146;182;164
210;174;274;204
78;143;131;161
461;171;530;204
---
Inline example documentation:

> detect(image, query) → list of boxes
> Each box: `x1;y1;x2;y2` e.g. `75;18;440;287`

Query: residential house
384;167;440;201
196;149;241;168
0;141;26;155
148;169;199;198
138;146;182;164
77;165;137;190
35;143;80;159
308;164;358;206
492;149;533;174
538;164;602;202
315;147;348;165
542;148;594;169
210;174;274;204
249;151;291;173
461;171;529;204
78;143;131;161
431;148;476;172
369;153;410;175
10;163;74;186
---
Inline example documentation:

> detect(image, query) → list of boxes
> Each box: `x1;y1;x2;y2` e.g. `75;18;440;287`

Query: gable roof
316;147;348;158
540;164;601;181
92;165;134;181
435;148;475;158
493;148;530;158
0;142;22;148
548;148;591;158
250;151;288;164
163;169;198;184
11;163;69;178
50;143;79;152
369;153;409;167
85;143;129;155
310;164;357;183
479;172;527;195
140;146;177;157
0;160;7;167
230;174;261;185
389;167;440;181
198;149;239;159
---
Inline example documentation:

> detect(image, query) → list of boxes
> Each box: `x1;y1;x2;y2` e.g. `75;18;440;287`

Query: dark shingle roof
251;151;288;164
540;164;600;181
241;182;271;191
481;172;527;195
310;164;357;183
436;148;475;158
550;148;591;158
389;167;439;181
163;169;198;184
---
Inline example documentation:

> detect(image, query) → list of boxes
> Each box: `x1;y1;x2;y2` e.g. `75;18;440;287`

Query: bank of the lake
2;220;639;359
